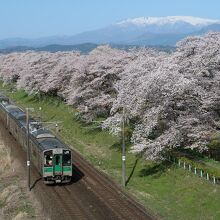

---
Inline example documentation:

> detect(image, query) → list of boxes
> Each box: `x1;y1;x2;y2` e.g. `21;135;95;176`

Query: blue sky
1;0;220;39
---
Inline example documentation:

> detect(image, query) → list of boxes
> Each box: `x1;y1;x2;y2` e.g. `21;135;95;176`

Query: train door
53;154;62;175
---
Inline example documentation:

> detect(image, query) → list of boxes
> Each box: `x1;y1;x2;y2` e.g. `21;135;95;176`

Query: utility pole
26;107;34;191
39;107;42;122
122;107;126;187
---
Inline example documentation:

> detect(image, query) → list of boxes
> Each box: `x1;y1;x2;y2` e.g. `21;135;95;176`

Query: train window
63;150;71;166
44;150;53;167
44;155;53;167
55;156;60;165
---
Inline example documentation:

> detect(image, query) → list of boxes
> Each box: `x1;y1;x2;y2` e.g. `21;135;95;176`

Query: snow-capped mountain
116;16;219;35
117;16;219;27
1;16;220;49
67;16;220;45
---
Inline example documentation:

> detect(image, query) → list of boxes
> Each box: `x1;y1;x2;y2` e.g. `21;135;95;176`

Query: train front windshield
63;150;71;166
44;150;53;167
44;149;71;166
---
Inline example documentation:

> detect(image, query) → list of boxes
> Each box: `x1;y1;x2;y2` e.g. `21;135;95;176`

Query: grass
16;200;36;217
1;83;220;219
0;146;36;219
127;162;220;220
171;149;220;177
0;201;6;209
204;158;220;170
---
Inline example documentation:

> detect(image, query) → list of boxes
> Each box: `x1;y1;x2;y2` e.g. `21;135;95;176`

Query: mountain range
0;16;220;51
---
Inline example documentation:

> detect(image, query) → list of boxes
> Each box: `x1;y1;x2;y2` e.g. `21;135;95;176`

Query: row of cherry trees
0;32;220;159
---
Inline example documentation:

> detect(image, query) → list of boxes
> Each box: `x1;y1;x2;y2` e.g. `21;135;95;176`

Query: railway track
0;122;157;220
72;150;155;219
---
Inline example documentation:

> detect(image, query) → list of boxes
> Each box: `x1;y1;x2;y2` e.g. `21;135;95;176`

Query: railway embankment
0;123;45;220
1;85;220;220
0;92;154;220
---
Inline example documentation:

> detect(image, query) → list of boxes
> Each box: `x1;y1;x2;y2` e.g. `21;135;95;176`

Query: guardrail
167;155;220;185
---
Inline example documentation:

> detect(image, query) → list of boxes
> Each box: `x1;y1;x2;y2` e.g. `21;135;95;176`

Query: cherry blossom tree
0;32;220;160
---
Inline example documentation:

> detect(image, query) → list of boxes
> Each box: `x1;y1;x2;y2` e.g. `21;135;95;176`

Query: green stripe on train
43;166;71;173
44;167;53;173
63;166;72;172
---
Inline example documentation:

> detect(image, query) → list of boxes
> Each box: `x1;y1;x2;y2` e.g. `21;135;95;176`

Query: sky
1;0;220;39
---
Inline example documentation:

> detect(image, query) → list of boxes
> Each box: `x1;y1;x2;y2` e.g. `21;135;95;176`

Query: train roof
31;128;55;139
0;96;9;102
13;111;26;120
5;105;23;114
0;98;10;107
37;137;67;151
15;113;26;120
17;116;42;133
17;116;27;127
0;94;70;152
0;93;10;105
14;112;66;151
30;126;68;151
5;106;27;122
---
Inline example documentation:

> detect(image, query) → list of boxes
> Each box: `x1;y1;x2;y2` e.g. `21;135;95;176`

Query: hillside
0;43;174;54
0;43;98;54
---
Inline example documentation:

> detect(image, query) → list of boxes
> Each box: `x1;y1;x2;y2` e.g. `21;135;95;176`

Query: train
0;93;72;184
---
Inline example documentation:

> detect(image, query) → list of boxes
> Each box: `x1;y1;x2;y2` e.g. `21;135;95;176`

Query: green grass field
1;83;220;220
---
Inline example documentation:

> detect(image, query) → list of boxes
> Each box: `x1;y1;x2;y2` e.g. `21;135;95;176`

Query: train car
0;94;72;184
31;130;72;184
0;94;10;126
